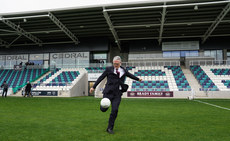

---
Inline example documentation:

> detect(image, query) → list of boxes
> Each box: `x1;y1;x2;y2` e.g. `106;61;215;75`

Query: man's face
113;60;121;69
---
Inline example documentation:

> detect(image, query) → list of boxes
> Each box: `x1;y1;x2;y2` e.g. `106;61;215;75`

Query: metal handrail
189;60;230;66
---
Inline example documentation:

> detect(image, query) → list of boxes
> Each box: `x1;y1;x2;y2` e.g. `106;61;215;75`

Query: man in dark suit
24;81;32;97
90;56;142;134
1;81;8;97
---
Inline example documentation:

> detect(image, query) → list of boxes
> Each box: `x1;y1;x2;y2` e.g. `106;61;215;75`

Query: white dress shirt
114;67;125;78
114;67;125;90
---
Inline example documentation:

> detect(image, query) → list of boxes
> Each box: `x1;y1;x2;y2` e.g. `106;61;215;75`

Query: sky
0;0;181;15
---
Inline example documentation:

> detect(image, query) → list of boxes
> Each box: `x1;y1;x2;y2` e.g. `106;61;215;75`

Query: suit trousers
24;90;32;97
100;91;122;130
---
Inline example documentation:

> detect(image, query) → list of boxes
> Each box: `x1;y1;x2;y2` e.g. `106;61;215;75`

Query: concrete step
13;89;23;96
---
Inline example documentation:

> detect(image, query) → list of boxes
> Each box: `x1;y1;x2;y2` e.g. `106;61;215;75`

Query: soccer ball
188;96;194;100
100;98;111;108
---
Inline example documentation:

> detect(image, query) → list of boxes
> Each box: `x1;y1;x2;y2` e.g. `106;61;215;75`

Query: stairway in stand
181;65;207;97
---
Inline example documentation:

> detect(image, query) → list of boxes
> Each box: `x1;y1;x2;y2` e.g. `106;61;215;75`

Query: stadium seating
222;80;230;88
33;68;84;91
165;66;191;91
126;66;191;91
85;66;135;73
46;71;80;86
36;68;60;85
86;66;190;91
190;65;218;91
190;65;230;91
85;67;105;73
134;70;166;76
211;68;230;75
0;69;49;93
131;80;170;91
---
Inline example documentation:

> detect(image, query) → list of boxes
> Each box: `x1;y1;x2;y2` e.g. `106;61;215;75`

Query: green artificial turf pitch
0;97;230;141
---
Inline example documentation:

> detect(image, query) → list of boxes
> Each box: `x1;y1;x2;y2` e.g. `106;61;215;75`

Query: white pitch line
194;100;230;111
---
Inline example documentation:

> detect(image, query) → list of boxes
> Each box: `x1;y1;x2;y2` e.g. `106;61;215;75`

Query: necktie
116;68;120;78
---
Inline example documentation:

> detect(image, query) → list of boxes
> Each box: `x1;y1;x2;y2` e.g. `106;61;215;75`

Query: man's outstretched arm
126;71;142;82
90;68;108;93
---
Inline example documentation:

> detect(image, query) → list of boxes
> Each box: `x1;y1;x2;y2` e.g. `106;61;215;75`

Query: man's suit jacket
93;66;139;95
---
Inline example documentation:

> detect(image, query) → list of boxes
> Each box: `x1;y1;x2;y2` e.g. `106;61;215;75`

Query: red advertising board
127;91;173;97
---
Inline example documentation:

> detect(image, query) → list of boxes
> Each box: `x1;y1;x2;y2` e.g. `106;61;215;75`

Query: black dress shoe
106;128;114;134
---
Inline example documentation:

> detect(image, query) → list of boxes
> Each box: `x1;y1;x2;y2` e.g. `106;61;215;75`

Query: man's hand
90;88;95;93
139;78;142;82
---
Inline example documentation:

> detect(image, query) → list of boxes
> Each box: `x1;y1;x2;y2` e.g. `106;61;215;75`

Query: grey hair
113;56;121;62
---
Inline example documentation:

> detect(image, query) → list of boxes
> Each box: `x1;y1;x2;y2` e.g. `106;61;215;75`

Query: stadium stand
85;66;135;73
125;66;191;91
36;68;60;85
85;67;105;73
0;69;49;93
190;65;230;91
33;68;85;91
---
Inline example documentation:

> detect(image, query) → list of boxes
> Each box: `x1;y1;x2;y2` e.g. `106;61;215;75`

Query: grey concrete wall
108;45;129;63
70;70;88;97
